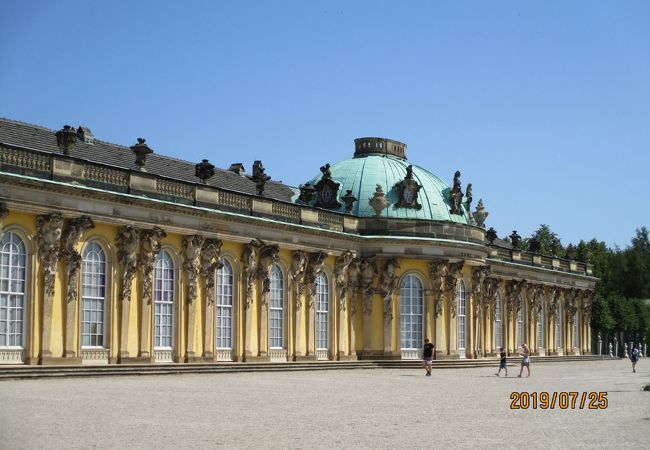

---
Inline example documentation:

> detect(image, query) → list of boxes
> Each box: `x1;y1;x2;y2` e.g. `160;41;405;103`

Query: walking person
423;339;435;376
517;343;531;378
630;345;639;373
495;347;507;376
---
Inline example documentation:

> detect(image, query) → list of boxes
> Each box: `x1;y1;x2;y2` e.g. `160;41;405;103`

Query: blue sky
1;1;648;248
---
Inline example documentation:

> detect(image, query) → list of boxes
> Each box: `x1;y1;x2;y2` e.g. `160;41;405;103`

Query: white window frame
154;251;175;350
458;280;467;353
537;301;544;349
517;301;524;348
495;292;503;349
216;258;234;350
81;241;107;348
399;274;424;350
269;265;285;349
0;231;27;349
316;272;329;351
573;311;579;349
556;303;563;349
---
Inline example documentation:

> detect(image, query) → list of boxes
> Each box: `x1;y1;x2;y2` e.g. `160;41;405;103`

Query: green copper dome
295;138;472;224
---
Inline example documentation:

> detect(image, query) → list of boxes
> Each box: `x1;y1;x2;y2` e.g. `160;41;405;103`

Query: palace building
0;118;596;365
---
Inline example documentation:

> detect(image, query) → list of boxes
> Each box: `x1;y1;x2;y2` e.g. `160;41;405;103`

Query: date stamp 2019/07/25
510;392;608;410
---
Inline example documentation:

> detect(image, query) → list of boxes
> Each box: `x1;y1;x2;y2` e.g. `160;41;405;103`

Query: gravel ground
0;359;648;449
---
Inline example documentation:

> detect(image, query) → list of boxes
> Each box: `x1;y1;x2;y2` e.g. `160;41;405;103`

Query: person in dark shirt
495;347;507;377
423;339;435;376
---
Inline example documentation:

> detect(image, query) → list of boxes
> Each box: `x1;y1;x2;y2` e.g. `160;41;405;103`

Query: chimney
76;125;95;144
228;163;246;176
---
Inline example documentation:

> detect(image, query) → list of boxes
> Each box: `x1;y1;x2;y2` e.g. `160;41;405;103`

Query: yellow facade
0;119;597;365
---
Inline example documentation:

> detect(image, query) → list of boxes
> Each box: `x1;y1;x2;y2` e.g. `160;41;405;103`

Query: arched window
517;303;524;348
81;242;106;347
495;292;503;349
216;259;234;349
573;312;579;349
556;303;563;349
0;232;26;348
269;265;285;349
316;272;329;350
400;274;423;350
154;251;174;350
537;302;544;349
458;281;467;352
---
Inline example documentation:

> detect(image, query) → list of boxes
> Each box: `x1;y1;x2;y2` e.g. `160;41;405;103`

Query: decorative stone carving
297;183;316;204
485;226;497;244
547;287;561;321
566;244;577;261
473;199;489;228
429;259;448;318
483;277;502;314
471;266;490;304
446;261;464;318
116;226;140;301
379;259;400;324
200;238;224;305
61;216;95;303
505;280;524;315
0;203;8;232
183;235;205;305
509;230;521;249
465;183;473;208
581;290;594;326
526;283;544;325
334;250;354;309
290;250;308;303
56;125;77;154
359;258;377;315
242;239;263;309
306;251;328;307
565;289;579;324
36;213;64;299
139;227;167;305
195;159;215;184
347;258;362;315
394;165;422;210
258;243;280;296
369;184;389;217
130;138;154;171
341;190;357;214
314;163;341;209
251;160;271;196
449;170;464;215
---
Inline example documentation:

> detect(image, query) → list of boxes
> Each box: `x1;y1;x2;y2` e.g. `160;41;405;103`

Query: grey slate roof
0;117;297;202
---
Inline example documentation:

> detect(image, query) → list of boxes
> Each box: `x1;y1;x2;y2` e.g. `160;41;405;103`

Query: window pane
399;275;423;350
154;251;175;350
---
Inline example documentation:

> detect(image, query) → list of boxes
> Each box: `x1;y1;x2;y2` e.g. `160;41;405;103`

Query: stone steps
0;355;614;380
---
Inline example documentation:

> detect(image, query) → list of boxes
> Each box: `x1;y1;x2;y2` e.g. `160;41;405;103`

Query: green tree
590;294;615;332
609;295;640;332
523;224;564;257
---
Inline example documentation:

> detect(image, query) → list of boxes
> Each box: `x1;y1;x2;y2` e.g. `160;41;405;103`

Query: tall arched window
269;265;285;349
81;242;106;347
495;292;503;349
556;303;563;349
537;302;544;349
573;312;579;349
400;274;423;350
315;272;329;350
154;251;174;350
216;259;234;349
517;303;524;348
0;232;26;348
458;281;467;353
